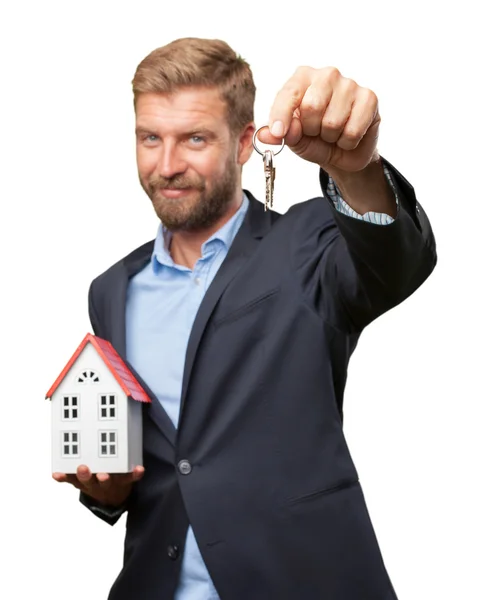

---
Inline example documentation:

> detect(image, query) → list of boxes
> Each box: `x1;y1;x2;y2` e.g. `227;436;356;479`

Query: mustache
148;174;205;191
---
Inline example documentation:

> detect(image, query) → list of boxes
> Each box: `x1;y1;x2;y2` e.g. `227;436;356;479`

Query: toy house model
46;333;150;474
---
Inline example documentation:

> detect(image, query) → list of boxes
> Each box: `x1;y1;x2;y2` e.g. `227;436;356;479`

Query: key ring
252;125;285;156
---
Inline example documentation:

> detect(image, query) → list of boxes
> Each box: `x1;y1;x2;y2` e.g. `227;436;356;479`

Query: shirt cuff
89;503;126;518
327;165;399;225
80;491;127;521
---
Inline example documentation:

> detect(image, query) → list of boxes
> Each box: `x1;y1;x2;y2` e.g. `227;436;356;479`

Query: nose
157;142;187;179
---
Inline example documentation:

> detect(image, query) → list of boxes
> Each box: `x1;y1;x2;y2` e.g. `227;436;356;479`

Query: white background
0;1;477;598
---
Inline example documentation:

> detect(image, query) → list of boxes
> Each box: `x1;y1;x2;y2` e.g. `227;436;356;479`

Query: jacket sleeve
79;492;127;526
290;156;437;334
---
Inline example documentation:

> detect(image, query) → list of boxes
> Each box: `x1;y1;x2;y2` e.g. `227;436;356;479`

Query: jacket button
167;545;179;560
178;459;192;475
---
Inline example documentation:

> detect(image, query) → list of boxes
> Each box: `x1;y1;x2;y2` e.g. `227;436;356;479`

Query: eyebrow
135;126;218;139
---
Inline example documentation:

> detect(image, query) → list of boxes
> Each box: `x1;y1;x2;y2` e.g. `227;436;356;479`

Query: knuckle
342;77;358;92
322;118;342;131
301;95;325;114
324;66;341;81
339;134;361;150
295;65;309;75
343;126;363;142
363;87;378;106
282;84;303;105
300;101;314;115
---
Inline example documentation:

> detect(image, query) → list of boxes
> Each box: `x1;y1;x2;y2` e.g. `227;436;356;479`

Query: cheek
195;154;228;183
136;147;158;178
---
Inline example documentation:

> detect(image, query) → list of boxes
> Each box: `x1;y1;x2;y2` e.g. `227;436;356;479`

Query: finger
283;116;303;148
96;472;111;485
76;464;94;487
77;464;92;481
112;466;146;487
97;465;145;490
53;472;86;491
257;109;302;144
131;465;145;482
53;472;79;485
336;87;379;151
257;114;302;149
65;475;86;490
318;77;357;144
268;66;315;138
299;72;337;138
256;128;287;146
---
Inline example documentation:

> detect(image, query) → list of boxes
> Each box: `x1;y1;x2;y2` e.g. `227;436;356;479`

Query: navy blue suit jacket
82;160;436;599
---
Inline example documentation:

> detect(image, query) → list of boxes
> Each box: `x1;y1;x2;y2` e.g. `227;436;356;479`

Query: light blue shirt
126;194;249;600
125;176;397;599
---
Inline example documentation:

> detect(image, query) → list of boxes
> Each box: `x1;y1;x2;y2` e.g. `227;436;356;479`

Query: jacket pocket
284;479;359;507
213;287;280;328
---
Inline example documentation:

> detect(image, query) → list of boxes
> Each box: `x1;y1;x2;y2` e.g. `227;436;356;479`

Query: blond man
54;38;436;600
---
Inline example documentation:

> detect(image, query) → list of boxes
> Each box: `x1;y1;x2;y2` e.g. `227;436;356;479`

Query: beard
140;155;239;232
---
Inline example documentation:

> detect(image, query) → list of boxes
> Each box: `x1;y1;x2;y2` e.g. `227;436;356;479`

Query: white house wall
51;343;131;473
127;398;143;470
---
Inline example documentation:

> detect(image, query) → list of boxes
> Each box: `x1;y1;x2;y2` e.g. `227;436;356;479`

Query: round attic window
77;370;100;384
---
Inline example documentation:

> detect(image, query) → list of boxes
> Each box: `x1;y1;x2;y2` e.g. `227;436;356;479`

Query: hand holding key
257;66;380;174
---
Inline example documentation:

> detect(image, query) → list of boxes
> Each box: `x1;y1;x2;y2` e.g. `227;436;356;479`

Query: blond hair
132;37;256;134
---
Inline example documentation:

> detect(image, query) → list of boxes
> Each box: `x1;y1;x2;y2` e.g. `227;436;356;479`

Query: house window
62;395;80;420
62;432;80;457
99;394;117;420
77;370;100;384
99;431;117;457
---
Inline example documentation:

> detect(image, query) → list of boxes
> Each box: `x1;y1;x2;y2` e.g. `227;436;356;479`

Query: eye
190;135;205;145
146;134;158;142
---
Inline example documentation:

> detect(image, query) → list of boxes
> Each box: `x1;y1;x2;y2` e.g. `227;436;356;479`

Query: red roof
45;333;151;403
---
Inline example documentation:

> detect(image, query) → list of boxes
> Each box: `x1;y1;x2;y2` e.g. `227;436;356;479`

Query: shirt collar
152;193;249;271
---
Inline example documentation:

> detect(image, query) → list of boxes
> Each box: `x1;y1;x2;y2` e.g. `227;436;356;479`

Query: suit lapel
106;270;129;357
178;192;276;425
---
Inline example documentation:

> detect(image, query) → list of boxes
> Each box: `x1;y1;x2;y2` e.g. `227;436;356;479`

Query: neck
169;190;243;269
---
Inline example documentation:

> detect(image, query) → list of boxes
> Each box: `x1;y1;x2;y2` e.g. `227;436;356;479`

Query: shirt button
178;459;192;475
194;277;201;285
167;545;179;560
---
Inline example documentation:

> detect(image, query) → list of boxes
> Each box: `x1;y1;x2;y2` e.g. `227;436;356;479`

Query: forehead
135;87;228;131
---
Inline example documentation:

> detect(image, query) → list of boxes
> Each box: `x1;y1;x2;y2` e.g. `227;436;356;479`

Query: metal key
263;149;275;211
252;125;284;211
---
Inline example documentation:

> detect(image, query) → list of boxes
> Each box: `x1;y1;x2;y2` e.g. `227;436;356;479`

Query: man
53;37;436;599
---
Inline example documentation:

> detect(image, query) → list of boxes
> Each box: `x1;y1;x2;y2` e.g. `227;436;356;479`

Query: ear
237;122;256;166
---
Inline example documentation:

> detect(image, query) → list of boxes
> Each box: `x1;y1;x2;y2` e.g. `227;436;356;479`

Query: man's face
135;87;252;232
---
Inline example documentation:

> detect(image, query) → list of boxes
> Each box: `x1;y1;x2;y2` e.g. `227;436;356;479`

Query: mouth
159;188;194;199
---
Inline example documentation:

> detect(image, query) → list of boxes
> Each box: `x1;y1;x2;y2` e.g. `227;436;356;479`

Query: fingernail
271;121;284;137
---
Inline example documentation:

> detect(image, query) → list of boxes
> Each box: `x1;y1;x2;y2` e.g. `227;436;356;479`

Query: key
252;125;284;211
263;149;275;211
